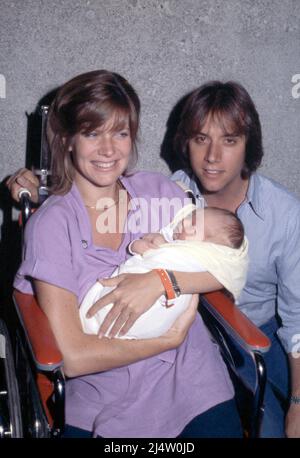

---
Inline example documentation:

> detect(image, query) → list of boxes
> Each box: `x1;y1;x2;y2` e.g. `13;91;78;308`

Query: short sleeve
14;203;79;297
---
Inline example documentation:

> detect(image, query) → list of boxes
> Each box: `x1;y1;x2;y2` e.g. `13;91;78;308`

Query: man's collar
244;173;265;220
188;171;265;219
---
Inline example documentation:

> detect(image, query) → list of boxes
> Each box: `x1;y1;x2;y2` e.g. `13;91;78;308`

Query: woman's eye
117;130;130;138
84;131;97;138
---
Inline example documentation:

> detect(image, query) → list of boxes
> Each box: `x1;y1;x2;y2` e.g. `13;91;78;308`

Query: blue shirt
172;170;300;353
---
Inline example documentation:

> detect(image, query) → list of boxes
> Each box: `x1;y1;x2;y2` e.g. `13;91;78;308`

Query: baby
80;204;249;339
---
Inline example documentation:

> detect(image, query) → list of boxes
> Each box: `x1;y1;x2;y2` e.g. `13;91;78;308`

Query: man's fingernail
17;176;26;185
98;332;103;339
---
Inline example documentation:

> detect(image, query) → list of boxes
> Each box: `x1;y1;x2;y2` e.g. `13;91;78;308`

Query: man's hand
6;168;39;203
86;271;165;338
285;403;300;437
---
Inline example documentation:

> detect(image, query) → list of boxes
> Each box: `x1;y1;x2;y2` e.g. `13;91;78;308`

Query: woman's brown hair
174;81;263;179
47;70;140;194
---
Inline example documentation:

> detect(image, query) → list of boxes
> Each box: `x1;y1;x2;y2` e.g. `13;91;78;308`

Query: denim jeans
177;399;242;438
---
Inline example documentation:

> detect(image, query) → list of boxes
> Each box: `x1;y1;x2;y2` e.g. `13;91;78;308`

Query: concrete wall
0;0;299;206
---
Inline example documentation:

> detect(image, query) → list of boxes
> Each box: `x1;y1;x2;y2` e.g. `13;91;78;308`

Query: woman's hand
6;168;39;203
86;271;165;338
161;294;199;348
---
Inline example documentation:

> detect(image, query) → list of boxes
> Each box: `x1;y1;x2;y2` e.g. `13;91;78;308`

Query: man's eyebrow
222;133;242;137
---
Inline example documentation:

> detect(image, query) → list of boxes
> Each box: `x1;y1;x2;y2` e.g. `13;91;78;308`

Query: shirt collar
188;174;203;199
243;173;265;220
187;170;265;220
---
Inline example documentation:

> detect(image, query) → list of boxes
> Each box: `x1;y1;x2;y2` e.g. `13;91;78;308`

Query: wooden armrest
13;290;63;371
201;291;271;353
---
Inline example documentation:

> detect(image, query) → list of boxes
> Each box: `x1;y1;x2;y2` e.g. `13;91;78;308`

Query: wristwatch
166;270;181;298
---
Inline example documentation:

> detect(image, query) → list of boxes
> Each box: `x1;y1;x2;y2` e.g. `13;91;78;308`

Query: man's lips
203;168;224;175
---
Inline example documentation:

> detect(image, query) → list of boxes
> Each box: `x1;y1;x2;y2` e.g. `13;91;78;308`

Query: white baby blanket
79;238;248;339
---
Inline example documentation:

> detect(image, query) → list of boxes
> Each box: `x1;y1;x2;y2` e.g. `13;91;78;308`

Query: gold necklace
85;197;120;211
84;180;125;211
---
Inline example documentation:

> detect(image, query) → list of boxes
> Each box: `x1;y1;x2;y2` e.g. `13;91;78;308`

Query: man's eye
195;136;206;144
225;137;236;144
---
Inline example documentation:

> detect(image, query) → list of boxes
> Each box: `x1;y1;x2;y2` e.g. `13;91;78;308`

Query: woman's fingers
97;303;124;337
106;310;135;338
117;314;138;337
189;293;200;312
166;294;199;337
90;272;164;337
86;276;124;318
98;276;122;287
86;292;115;318
181;294;199;324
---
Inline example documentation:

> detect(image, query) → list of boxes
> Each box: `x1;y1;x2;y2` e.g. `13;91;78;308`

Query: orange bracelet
154;268;176;307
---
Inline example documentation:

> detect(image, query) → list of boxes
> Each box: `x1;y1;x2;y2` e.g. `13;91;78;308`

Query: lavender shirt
14;171;234;438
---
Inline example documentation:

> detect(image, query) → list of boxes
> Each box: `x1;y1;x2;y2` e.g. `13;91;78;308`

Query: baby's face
173;209;205;241
173;209;224;243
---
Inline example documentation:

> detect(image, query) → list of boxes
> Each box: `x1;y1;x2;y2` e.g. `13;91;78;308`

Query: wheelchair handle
19;188;32;226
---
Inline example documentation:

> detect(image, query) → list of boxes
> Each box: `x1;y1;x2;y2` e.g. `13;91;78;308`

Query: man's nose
205;141;222;163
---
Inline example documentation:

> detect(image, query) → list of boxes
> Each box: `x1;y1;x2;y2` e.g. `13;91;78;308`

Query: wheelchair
6;282;270;438
0;106;270;438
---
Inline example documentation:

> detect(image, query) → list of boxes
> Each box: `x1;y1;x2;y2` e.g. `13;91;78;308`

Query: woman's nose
97;136;114;156
205;141;222;163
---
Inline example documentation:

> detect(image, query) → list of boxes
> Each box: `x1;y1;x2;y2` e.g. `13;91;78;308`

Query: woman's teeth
93;161;115;168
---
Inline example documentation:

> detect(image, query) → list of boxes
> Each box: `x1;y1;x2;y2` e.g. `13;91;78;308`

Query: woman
170;81;300;438
10;70;242;438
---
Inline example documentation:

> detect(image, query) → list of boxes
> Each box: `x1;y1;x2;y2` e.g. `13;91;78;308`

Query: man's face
188;114;247;199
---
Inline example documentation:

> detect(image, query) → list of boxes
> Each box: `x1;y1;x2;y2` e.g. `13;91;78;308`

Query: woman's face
188;114;247;198
71;115;132;192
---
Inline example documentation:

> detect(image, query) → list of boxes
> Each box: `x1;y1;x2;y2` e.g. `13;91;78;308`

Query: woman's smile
91;160;118;170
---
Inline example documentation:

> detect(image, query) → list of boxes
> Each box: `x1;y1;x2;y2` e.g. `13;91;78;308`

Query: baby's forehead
202;207;220;219
202;208;227;227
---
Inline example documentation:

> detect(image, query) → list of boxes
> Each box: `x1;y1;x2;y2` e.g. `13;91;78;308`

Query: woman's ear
66;139;73;153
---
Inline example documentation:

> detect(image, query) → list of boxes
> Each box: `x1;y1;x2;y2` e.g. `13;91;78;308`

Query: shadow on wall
160;92;191;173
0;88;58;322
